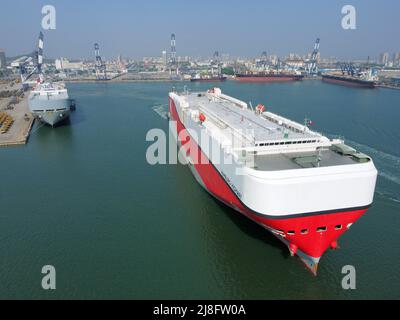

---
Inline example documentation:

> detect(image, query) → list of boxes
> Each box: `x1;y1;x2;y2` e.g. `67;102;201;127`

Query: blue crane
307;38;320;75
94;43;107;81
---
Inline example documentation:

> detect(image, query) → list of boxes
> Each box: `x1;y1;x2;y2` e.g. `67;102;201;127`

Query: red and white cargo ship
169;88;377;275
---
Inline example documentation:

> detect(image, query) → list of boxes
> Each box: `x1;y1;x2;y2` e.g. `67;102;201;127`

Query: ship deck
254;149;357;171
185;93;319;142
176;91;369;171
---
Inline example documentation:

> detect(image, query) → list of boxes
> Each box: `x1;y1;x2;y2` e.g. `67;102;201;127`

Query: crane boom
94;43;107;81
307;38;320;75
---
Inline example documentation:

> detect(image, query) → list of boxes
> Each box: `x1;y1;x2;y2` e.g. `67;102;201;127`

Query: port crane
307;38;320;75
340;62;358;76
20;32;44;85
256;51;268;69
169;33;179;76
211;51;222;76
170;34;177;66
213;51;219;62
340;61;376;81
261;51;268;67
94;43;107;81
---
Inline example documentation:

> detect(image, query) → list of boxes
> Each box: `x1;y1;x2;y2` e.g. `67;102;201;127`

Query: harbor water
0;80;399;299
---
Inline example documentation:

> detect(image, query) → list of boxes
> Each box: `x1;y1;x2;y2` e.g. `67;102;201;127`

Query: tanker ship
322;69;377;88
235;71;304;82
190;74;227;82
169;88;377;275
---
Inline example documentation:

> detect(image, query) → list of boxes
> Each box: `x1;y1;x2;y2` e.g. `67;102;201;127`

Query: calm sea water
0;80;399;299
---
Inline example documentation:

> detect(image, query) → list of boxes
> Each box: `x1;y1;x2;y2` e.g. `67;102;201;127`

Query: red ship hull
169;98;370;274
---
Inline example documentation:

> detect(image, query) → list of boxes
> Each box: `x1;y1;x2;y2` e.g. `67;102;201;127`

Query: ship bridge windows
256;139;319;148
335;224;343;230
317;226;327;233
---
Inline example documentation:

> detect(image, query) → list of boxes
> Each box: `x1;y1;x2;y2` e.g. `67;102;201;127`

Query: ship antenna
304;117;311;131
249;101;254;111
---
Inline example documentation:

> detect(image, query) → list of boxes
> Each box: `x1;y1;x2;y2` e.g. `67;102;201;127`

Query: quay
0;82;35;147
376;83;400;90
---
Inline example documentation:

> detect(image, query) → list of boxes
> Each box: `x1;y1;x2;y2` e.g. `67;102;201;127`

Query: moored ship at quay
169;87;377;275
28;81;73;127
190;74;227;82
235;71;304;82
322;68;378;88
25;32;74;127
322;73;376;88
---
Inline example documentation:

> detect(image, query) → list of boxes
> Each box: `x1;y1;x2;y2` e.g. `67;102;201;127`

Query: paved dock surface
0;83;35;147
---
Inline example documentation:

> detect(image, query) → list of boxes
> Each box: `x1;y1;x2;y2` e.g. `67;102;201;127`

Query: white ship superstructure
29;82;72;126
169;88;377;274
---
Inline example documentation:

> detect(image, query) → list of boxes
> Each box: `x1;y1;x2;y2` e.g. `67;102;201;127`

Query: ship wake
152;104;169;120
331;135;400;204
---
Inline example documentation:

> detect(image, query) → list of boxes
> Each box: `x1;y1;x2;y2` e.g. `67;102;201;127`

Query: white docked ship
28;81;73;127
169;88;377;274
24;32;74;127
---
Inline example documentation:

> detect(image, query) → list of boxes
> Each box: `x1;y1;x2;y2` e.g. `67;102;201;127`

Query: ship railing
217;93;248;110
230;139;334;156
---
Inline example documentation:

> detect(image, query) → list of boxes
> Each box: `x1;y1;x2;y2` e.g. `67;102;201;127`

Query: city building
393;53;400;67
284;58;305;69
380;52;390;66
117;54;127;72
0;49;6;69
268;55;278;65
55;57;84;70
287;53;302;60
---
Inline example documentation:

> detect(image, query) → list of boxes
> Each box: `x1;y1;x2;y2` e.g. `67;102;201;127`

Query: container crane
307;38;320;75
94;43;107;81
20;32;44;85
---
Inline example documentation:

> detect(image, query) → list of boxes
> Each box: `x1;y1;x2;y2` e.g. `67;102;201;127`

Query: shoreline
64;79;191;84
376;84;400;90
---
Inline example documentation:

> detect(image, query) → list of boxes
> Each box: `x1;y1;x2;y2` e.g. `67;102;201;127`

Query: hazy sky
0;0;399;60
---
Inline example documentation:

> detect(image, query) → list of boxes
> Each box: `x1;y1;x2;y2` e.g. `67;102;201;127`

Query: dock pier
0;82;35;147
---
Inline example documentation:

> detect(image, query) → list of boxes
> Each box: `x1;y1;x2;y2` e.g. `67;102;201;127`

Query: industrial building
55;57;84;70
0;50;6;69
